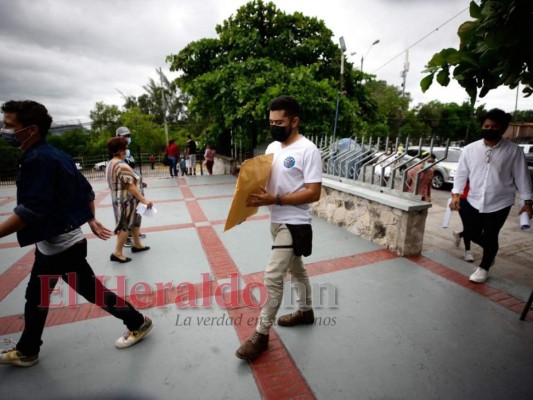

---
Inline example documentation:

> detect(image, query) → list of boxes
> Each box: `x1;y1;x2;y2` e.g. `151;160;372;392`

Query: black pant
464;201;511;270
458;198;471;251
17;239;144;356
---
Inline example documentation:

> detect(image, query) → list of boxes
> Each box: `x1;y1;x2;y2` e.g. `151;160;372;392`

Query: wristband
276;195;283;206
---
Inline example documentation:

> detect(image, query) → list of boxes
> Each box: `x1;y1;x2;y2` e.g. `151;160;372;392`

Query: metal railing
319;134;452;197
0;149;208;185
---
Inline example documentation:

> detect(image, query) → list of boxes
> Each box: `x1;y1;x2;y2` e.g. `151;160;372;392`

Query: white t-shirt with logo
266;136;322;224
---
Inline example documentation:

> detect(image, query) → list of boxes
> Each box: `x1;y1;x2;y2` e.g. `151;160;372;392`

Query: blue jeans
167;156;177;176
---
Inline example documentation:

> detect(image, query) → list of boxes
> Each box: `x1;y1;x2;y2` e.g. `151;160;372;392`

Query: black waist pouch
286;224;313;257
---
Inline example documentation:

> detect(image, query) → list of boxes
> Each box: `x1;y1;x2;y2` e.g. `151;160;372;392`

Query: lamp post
360;39;380;72
157;67;169;146
333;37;347;144
338;36;347;93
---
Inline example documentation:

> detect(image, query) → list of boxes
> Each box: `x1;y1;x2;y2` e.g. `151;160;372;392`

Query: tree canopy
366;80;410;137
166;0;378;154
421;0;533;103
37;0;533;166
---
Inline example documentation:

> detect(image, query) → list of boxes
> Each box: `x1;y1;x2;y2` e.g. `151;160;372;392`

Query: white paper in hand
520;212;531;231
442;198;452;228
136;204;157;218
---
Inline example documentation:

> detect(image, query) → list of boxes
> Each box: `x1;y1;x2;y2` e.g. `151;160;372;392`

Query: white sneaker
115;316;153;349
452;231;461;247
469;267;489;283
464;251;474;262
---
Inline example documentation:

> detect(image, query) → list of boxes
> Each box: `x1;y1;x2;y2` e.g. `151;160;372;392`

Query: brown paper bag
224;153;273;232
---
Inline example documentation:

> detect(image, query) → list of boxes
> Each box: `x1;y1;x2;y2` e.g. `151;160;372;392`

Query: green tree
434;102;471;142
513;110;533;123
137;69;189;126
399;109;428;139
421;0;533;102
366;80;411;138
119;107;165;152
409;101;484;143
47;129;91;155
89;102;122;134
166;0;377;155
415;101;443;139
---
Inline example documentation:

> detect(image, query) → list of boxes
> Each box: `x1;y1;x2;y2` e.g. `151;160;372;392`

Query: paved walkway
1;175;532;400
423;188;533;290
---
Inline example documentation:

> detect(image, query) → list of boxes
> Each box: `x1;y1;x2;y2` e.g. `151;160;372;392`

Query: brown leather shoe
277;309;315;327
235;332;269;360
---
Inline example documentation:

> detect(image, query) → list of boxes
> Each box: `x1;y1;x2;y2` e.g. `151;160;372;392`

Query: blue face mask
125;149;131;158
1;126;32;148
126;137;131;145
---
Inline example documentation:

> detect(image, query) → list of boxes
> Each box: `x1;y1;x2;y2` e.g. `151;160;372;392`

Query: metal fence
0;149;207;185
0;136;451;195
241;133;451;197
317;135;452;196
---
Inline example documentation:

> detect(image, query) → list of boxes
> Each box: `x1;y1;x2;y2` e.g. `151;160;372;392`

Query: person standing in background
204;144;216;175
186;135;197;176
406;152;435;203
165;139;179;177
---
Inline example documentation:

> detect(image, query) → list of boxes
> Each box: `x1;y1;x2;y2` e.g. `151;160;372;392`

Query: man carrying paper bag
233;96;322;361
224;153;273;232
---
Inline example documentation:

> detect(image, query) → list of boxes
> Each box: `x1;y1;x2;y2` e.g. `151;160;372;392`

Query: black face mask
480;128;502;141
270;124;291;142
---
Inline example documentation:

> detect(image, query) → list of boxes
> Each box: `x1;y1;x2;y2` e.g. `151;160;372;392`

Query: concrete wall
210;155;238;175
312;176;431;256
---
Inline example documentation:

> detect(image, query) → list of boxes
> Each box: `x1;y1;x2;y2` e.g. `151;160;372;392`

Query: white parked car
518;144;533;155
93;161;108;171
519;144;533;180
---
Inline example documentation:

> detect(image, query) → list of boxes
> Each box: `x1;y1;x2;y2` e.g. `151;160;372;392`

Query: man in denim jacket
0;101;153;367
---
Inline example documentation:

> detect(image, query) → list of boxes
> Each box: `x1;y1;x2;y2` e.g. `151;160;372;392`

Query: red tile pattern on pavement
0;249;34;301
409;255;531;320
1;178;531;399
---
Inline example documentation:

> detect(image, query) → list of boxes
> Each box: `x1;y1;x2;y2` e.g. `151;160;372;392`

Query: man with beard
235;96;322;360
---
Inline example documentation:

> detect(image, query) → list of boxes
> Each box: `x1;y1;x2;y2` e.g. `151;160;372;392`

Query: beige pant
256;223;312;335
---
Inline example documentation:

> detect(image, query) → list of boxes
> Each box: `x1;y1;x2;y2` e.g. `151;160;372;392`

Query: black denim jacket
14;141;95;246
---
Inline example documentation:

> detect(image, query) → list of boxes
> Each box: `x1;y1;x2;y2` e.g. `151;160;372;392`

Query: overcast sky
1;0;531;123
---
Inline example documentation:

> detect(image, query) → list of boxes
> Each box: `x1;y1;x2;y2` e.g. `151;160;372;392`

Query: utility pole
514;83;520;138
400;51;409;97
333;37;347;144
158;67;169;146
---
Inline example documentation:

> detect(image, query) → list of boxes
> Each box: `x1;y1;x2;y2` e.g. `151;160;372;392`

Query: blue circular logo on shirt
284;156;296;168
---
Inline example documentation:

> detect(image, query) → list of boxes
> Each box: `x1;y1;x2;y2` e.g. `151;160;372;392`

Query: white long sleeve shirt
452;139;532;213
